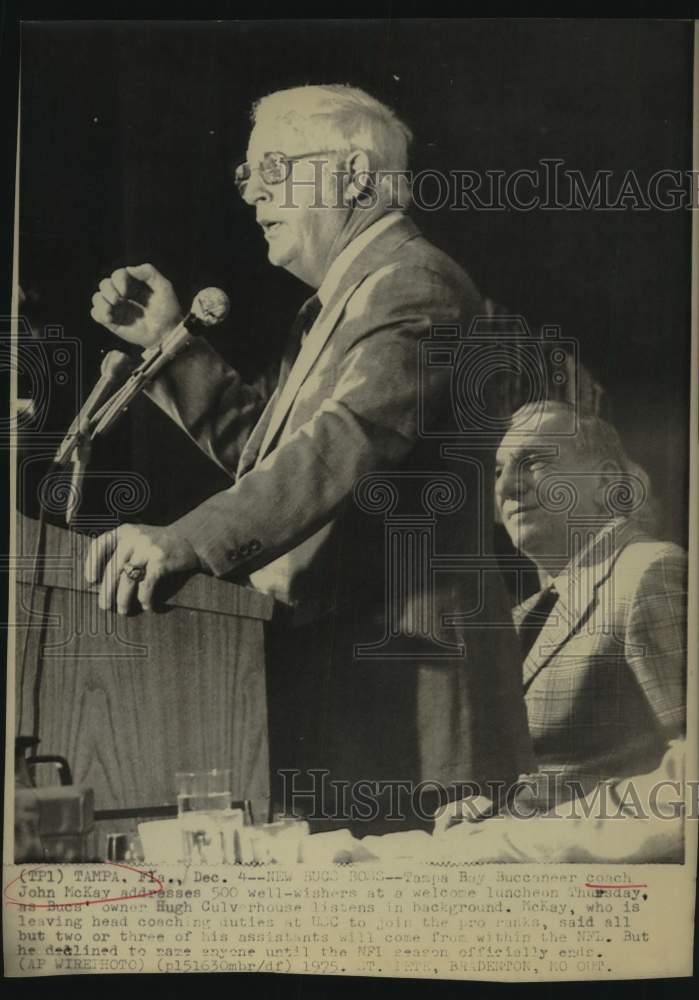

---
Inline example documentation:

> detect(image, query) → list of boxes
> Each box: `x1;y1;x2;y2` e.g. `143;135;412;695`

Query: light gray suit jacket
146;214;534;793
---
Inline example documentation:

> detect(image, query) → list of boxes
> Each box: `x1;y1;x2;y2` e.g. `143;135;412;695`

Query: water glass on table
176;769;243;864
249;813;310;864
106;831;144;864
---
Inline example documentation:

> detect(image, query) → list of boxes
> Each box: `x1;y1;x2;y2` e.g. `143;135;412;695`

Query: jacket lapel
511;589;546;630
254;215;421;465
256;282;361;461
521;518;641;690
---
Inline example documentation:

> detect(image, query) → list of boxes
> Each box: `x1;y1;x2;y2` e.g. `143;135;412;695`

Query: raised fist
90;263;183;348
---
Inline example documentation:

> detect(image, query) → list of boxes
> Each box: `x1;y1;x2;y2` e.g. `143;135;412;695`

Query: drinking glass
249;814;310;865
106;831;144;864
175;769;242;864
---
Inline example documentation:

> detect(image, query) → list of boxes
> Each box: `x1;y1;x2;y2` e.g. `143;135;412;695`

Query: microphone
88;287;230;439
132;286;231;377
191;287;230;326
53;350;132;466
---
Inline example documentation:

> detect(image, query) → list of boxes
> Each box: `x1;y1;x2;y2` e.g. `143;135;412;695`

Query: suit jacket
145;214;534;810
513;517;687;795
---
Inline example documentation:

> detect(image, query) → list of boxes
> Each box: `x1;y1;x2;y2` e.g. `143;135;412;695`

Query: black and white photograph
3;16;697;982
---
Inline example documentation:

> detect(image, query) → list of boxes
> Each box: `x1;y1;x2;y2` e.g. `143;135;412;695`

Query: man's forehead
247;116;313;159
496;433;557;462
496;414;578;460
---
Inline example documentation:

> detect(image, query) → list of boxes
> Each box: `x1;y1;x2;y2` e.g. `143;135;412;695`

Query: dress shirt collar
316;212;404;308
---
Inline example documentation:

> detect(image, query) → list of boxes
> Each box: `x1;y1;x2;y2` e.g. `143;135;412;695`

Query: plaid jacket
513;518;687;791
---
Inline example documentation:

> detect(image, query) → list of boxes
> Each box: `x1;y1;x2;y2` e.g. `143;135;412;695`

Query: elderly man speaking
87;84;531;830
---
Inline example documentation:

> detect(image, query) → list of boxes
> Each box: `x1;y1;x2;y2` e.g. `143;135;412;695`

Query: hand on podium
85;522;203;614
90;263;183;348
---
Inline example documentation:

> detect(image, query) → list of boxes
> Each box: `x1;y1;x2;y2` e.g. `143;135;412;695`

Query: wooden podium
14;513;275;838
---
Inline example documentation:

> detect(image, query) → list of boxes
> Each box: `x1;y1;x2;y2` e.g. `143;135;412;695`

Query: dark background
16;18;694;544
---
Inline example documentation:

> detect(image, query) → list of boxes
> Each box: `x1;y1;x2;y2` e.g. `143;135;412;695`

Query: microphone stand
64;437;92;526
88;317;197;438
45;320;198;527
51;351;132;525
52;288;230;522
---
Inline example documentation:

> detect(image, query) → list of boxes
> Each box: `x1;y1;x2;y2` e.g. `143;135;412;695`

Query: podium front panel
13;515;272;826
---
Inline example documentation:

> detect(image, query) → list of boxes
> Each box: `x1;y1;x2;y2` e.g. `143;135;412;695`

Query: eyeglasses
234;150;341;196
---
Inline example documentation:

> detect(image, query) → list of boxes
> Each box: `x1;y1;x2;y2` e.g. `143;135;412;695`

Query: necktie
519;585;559;663
277;294;322;392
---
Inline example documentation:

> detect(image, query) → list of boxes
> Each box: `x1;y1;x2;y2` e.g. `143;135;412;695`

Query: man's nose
496;460;527;502
242;169;272;207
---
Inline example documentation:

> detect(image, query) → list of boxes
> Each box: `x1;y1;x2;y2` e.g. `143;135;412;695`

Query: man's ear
593;458;622;512
343;149;374;203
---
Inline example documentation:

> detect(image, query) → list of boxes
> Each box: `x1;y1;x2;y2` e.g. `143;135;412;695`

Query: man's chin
508;523;571;566
507;521;544;555
266;247;286;267
266;238;295;269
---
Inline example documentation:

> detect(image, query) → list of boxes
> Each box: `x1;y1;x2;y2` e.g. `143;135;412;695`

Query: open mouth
260;221;284;235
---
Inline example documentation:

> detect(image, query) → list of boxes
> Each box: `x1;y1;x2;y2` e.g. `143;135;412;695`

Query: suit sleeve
144;337;267;477
625;547;688;737
170;264;476;576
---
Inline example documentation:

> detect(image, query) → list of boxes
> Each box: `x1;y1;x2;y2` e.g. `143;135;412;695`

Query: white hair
251;84;413;174
509;400;657;531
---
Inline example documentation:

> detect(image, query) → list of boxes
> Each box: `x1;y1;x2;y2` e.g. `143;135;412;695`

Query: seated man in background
438;399;687;829
497;400;687;804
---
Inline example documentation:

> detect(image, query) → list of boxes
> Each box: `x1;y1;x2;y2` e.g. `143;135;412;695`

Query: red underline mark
3;862;164;908
584;883;648;890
